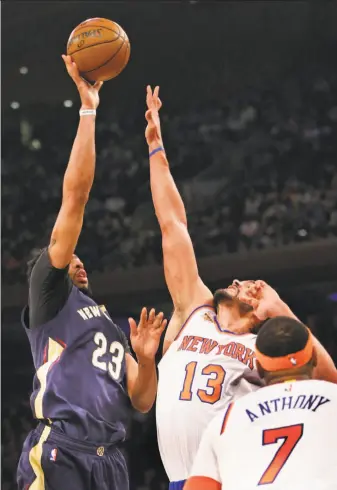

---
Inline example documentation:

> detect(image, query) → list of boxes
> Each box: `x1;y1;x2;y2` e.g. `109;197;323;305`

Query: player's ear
256;360;265;379
311;346;318;368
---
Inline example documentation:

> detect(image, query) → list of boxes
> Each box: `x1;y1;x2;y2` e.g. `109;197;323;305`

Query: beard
213;288;254;315
78;282;94;299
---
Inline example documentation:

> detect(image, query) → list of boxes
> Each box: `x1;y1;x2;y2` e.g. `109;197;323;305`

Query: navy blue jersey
22;250;131;444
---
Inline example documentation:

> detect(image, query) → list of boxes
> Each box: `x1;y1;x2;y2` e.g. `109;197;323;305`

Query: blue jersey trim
214;315;255;336
174;304;215;341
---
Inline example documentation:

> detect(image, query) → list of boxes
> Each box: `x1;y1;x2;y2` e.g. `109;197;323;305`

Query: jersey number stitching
179;362;226;404
92;332;124;380
258;423;304;485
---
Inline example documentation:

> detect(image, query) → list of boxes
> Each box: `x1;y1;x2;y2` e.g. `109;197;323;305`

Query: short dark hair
256;316;309;358
26;247;48;281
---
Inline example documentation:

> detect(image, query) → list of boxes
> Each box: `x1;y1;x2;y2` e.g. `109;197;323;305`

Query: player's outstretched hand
145;85;163;148
62;55;103;110
129;307;167;364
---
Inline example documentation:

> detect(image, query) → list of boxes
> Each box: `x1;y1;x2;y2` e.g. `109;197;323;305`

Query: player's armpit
163;309;182;355
184;476;221;490
125;353;157;413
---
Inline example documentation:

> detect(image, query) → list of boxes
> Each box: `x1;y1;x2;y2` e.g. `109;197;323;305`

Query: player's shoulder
185;304;216;323
174;303;216;339
298;378;337;394
235;378;337;405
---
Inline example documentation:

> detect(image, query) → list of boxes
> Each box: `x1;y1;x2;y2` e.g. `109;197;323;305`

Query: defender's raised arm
145;86;212;352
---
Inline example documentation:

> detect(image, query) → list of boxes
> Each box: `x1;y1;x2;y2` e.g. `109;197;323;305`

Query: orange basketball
67;18;130;82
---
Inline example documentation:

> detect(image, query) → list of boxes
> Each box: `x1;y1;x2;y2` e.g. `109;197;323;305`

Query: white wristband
79;109;96;116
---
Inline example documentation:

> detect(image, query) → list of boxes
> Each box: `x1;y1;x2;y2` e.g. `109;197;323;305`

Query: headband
255;330;313;372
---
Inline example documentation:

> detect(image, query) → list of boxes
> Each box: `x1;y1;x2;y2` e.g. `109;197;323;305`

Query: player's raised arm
145;86;212;332
48;56;103;269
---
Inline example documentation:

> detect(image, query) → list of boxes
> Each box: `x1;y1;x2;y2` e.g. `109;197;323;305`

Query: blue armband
149;146;165;158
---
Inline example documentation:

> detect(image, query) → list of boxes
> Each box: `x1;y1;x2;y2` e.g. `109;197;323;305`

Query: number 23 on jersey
92;332;125;380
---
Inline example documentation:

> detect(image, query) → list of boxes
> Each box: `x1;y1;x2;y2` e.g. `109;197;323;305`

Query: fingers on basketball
93;81;104;91
62;56;83;85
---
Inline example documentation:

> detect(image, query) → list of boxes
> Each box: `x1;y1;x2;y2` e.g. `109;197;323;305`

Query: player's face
225;279;258;301
68;255;89;289
214;280;258;310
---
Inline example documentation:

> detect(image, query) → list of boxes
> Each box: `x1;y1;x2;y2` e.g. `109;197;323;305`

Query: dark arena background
2;2;337;489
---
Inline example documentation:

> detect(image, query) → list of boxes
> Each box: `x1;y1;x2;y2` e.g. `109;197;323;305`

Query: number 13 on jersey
179;361;226;404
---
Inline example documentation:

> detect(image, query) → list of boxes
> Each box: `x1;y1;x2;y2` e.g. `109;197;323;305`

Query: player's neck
218;304;253;333
266;374;311;386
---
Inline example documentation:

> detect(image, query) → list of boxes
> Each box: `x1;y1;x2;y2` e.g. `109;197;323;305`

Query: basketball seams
120;41;130;72
67;20;129;81
69;25;122;36
68;39;123;56
83;37;129;76
68;24;123;53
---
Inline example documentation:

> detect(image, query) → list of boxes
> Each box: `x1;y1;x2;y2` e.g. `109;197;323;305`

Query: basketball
67;18;130;82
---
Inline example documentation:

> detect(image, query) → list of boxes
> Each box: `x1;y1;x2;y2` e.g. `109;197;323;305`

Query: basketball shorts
17;423;129;490
169;480;186;490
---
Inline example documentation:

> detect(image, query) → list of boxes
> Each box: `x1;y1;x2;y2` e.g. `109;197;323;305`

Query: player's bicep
49;195;87;269
162;222;211;312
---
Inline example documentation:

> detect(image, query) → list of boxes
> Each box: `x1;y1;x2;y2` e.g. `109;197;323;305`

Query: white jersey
189;379;337;490
156;305;262;482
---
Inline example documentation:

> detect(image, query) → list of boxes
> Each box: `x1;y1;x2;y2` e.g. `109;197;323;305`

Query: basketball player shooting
145;85;337;489
16;59;167;490
185;317;337;490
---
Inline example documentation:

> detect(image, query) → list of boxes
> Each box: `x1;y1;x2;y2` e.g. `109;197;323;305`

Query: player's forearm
63;113;96;201
129;360;157;413
278;302;337;383
149;149;188;228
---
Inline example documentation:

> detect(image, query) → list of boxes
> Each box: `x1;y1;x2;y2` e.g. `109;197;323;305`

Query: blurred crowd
2;68;337;284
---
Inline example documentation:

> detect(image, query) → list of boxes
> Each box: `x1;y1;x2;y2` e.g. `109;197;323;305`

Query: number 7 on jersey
258;424;304;485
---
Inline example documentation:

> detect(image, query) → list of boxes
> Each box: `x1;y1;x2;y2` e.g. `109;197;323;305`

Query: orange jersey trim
256;330;313;372
220;402;234;434
184;476;221;490
175;304;215;341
